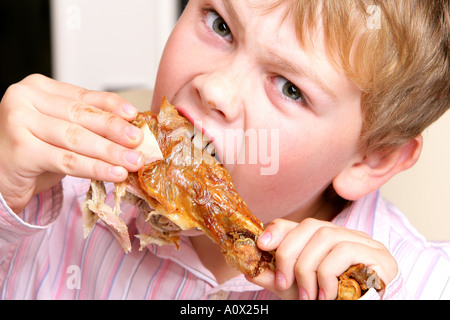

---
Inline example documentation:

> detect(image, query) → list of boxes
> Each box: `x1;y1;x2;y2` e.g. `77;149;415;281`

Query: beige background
381;111;450;241
120;90;450;242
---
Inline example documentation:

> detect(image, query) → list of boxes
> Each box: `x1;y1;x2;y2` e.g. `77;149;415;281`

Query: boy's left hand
247;218;398;300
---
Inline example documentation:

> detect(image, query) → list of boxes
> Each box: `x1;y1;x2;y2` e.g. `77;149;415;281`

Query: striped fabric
0;176;449;299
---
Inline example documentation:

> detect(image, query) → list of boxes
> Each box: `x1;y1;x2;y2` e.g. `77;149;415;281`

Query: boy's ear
333;135;423;201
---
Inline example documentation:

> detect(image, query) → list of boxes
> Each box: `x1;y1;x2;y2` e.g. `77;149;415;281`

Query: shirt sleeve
0;182;63;246
379;195;450;299
382;271;410;299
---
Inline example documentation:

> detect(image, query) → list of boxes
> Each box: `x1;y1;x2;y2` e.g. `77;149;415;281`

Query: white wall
50;0;178;91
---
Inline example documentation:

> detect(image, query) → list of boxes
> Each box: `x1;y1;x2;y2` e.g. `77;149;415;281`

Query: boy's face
152;0;363;223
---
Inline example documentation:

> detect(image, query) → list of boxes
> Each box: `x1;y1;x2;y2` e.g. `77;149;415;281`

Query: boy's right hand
0;74;145;213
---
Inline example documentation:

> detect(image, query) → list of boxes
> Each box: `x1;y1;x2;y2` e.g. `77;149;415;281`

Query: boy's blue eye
273;77;304;102
206;11;233;41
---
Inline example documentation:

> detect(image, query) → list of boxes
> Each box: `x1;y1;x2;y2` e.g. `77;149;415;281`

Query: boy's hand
248;218;398;300
0;74;145;213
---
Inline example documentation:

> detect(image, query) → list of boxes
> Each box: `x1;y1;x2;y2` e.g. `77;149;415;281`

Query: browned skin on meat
129;98;275;278
337;264;385;300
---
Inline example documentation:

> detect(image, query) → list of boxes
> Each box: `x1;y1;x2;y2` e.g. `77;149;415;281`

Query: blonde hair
274;0;450;154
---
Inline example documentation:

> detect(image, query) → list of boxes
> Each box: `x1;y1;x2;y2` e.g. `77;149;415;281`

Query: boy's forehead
223;0;327;54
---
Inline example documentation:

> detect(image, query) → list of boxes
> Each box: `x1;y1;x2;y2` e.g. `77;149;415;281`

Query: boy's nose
192;65;245;123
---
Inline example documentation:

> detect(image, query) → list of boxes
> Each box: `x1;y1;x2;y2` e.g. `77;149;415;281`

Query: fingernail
276;271;287;290
125;125;141;141
258;231;272;246
122;103;137;116
299;287;309;300
318;289;325;300
125;150;143;166
110;166;127;178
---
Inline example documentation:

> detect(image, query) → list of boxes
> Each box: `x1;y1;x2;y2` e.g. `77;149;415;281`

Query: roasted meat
82;98;275;278
337;264;385;300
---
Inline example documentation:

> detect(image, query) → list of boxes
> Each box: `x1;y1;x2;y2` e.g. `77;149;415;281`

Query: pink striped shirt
0;176;449;299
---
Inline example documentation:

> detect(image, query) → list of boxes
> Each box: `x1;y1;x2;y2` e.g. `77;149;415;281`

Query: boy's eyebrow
223;0;243;31
266;50;338;101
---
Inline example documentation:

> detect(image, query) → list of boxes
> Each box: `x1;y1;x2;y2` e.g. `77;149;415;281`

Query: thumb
246;269;299;300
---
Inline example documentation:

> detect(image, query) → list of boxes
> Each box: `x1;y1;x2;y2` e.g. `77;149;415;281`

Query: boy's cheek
235;147;343;222
228;161;303;221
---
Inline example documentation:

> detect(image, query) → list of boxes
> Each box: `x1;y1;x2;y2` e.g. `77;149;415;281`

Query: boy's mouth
173;104;280;176
185;124;219;162
175;106;221;164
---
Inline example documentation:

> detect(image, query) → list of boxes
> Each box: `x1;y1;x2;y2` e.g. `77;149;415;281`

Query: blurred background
0;0;52;97
0;0;449;241
0;0;187;96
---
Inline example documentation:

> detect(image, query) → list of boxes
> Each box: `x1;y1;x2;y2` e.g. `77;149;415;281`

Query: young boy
0;0;448;300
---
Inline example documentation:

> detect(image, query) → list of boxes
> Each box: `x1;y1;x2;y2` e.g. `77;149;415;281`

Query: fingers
11;75;147;181
314;242;365;300
294;227;384;300
0;75;144;212
245;269;299;300
33;137;129;182
13;75;143;151
22;75;147;176
22;74;138;120
32;93;143;149
27;112;144;174
258;218;337;292
257;218;395;300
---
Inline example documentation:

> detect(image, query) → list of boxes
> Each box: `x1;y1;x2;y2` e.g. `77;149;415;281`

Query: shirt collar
332;191;390;244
